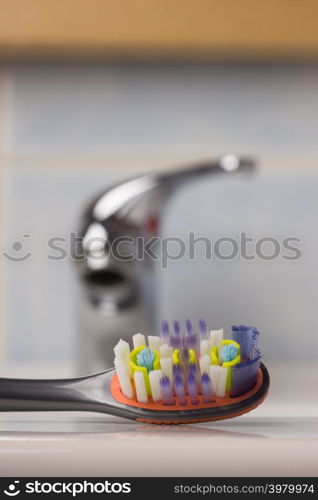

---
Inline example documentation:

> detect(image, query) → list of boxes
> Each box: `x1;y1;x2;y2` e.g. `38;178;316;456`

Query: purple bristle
232;325;249;359
188;362;201;392
247;327;260;360
171;336;182;349
230;356;261;397
171;321;182;348
173;364;182;377
186;319;193;334
160;375;175;405
168;321;182;348
161;320;169;335
185;320;199;350
199;318;208;339
190;334;198;348
181;345;189;362
232;325;260;361
184;335;192;349
174;374;186;405
161;320;170;344
186;372;199;405
201;373;214;403
175;337;182;348
173;320;181;335
188;362;197;373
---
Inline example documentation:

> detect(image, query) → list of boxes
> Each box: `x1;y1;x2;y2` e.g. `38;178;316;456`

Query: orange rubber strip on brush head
110;367;268;424
136;398;267;424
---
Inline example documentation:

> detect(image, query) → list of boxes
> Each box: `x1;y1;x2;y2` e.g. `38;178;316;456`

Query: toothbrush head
111;321;269;424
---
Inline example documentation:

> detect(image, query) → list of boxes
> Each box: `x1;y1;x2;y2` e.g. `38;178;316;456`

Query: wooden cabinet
0;0;318;59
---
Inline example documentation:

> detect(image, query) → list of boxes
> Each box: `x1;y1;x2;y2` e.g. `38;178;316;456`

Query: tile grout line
1;152;318;170
0;67;14;362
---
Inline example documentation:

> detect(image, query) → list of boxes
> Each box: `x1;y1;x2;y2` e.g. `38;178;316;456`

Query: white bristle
160;357;173;380
114;358;134;399
199;355;211;375
159;344;171;358
210;330;217;347
200;339;211;357
217;330;224;363
149;369;162;401
215;366;228;398
114;339;130;365
134;371;148;403
210;365;220;396
133;333;146;349
148;335;160;351
210;329;223;349
217;329;224;348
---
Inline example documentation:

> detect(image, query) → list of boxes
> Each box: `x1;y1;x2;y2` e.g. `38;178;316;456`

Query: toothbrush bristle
173;364;182;377
199;318;207;334
174;374;186;405
247;327;260;360
186;319;193;334
113;319;263;408
182;345;189;362
231;356;261;397
186;372;199;405
173;320;180;335
161;320;169;335
160;375;174;405
201;373;213;403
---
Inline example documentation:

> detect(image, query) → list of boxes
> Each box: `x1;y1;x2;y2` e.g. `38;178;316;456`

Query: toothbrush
0;322;269;424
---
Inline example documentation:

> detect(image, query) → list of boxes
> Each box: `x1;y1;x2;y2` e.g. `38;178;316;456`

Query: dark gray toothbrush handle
0;372;109;412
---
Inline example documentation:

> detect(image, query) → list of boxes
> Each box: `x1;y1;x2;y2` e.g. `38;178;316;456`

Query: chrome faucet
73;155;255;373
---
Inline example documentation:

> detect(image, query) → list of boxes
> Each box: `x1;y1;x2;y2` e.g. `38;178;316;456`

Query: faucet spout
79;154;255;264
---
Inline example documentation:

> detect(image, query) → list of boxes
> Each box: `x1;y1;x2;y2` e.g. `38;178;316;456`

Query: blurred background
0;0;317;476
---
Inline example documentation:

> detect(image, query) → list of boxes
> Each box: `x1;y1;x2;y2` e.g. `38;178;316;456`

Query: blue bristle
186;372;199;404
174;374;187;405
160;375;175;405
201;373;214;403
220;344;239;363
137;347;155;372
230;356;261;397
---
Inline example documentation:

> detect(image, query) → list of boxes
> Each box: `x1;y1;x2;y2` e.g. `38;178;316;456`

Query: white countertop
0;362;317;477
